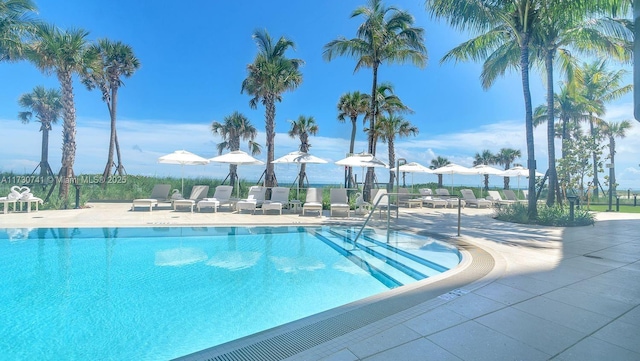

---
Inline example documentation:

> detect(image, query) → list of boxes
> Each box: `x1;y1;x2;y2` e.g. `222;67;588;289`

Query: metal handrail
353;192;394;245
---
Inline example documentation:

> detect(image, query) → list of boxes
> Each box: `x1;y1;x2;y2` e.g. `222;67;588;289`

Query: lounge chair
131;184;171;211
435;188;466;208
371;189;398;218
487;190;515;207
397;188;422;208
460;189;493;208
173;185;210;212
504;189;528;204
236;186;267;214
302;188;323;216
419;188;447;208
262;187;290;215
0;186;22;214
329;188;350;217
197;185;234;212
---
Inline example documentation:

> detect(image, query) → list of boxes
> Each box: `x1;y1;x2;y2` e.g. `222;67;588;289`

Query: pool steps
308;228;449;288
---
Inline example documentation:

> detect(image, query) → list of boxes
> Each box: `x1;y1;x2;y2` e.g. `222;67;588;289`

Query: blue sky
1;0;638;190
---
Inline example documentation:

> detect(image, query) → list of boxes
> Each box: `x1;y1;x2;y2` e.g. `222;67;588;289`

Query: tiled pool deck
1;202;639;360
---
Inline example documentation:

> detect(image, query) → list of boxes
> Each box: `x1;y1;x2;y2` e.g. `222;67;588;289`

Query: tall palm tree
494;148;521;190
211;111;261;188
426;0;540;217
288;115;319;189
17;86;62;178
601;120;632;206
0;0;37;61
337;91;370;188
82;38;141;183
531;0;631;206
429;156;450;188
375;114;418;190
324;0;427;199
27;24;89;202
578;60;631;198
473;149;496;190
241;29;303;188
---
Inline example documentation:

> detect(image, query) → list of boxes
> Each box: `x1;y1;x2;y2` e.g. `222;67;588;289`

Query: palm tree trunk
347;116;357;188
102;88;117;188
519;36;537;219
264;94;277;187
484;174;489;190
545;52;557;206
57;70;77;204
608;136;615;207
437;174;443;188
114;131;125;175
364;64;379;201
589;116;599;198
387;137;395;191
298;163;307;190
40;124;50;178
229;164;238;188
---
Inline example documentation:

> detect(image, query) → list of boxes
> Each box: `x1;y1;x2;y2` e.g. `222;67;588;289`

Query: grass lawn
585;204;640;213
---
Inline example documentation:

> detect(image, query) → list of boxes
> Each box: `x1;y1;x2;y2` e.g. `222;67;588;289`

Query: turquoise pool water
0;226;460;360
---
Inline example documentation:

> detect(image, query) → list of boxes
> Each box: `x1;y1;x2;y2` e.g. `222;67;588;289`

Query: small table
288;200;302;214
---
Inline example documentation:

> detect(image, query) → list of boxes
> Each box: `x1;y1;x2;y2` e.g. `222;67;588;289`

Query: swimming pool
0;226;460;360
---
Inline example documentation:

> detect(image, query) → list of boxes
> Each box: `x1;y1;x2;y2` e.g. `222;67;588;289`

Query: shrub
494;203;595;227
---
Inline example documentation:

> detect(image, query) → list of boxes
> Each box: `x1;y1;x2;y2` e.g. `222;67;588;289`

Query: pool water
0;226;460;360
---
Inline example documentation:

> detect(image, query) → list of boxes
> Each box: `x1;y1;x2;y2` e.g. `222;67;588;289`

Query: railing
352;191;394;245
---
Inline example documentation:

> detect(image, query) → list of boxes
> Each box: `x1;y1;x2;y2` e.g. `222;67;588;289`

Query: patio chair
504;189;528;204
371;189;397;218
354;192;372;215
173;185;210;212
262;187;290;215
329;188;350;217
460;189;493;208
397;187;422;208
197;185;234;212
487;190;515;207
302;188;323;216
131;184;171;211
419;188;447;208
236;186;267;214
435;188;466;208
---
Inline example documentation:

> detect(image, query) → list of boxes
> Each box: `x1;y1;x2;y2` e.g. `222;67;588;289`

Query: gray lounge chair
460;189;493;208
173;185;210;212
329;188;350;217
302;188;323;216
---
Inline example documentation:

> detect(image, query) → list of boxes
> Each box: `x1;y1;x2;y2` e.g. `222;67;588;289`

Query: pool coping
176;232;501;361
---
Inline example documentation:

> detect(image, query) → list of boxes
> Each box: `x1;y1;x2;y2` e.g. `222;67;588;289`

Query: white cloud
2;111;638;190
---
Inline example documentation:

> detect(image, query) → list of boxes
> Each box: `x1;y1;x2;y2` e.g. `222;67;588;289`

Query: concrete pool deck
1;202;639;360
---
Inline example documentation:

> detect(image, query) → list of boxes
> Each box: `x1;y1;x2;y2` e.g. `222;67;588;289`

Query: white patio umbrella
158;150;210;194
209;150;265;198
502;166;545;196
470;164;505;196
335;153;388;188
432;163;475;191
398;162;434;190
272;151;328;197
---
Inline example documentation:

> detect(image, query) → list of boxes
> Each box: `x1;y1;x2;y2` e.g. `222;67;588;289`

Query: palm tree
288;115;319;190
82;38;141;183
494;148;521;190
531;1;631;206
429;156;450;188
473;149;496;190
375;114;418;190
241;29;303;188
366;82;412;152
601;120;632;207
0;0;37;61
17;86;62;178
27;24;89;202
211;111;261;188
577;60;631;198
337;91;370;188
324;0;427;199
